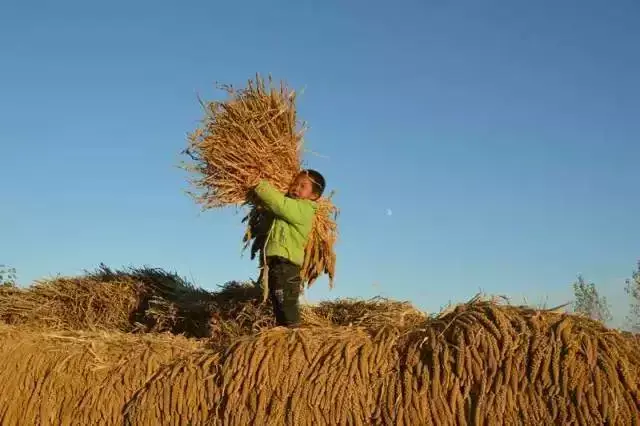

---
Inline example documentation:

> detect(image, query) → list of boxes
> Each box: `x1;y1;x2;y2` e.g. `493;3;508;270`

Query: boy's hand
248;176;262;190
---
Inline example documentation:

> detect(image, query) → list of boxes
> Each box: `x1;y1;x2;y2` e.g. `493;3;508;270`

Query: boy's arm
253;180;311;224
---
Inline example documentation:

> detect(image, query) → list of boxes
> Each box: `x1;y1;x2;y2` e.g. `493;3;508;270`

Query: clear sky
1;0;638;325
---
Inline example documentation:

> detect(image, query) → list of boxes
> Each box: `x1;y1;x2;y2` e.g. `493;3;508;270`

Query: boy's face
288;173;318;200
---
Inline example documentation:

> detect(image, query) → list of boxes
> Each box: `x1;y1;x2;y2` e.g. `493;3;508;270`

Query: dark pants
266;256;302;327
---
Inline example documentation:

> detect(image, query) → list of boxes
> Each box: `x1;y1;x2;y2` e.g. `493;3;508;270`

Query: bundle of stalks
182;73;338;292
88;264;216;337
310;296;427;330
123;350;224;425
0;275;141;330
0;324;202;426
629;331;640;346
207;281;274;343
183;75;302;206
300;198;339;287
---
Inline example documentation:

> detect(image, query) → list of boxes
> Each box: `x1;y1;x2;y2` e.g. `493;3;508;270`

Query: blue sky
1;0;638;325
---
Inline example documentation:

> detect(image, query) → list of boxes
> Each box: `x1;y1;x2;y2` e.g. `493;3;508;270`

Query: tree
572;275;612;323
0;264;17;287
624;260;640;333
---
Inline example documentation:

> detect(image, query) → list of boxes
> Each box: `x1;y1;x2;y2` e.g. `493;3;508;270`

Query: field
0;265;638;425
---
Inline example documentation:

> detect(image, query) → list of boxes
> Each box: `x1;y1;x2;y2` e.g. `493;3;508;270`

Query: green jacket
253;180;317;266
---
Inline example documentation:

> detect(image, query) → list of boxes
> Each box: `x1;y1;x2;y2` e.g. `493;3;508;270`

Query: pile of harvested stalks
0;275;142;331
124;327;397;425
309;296;427;330
205;281;429;341
0;325;202;425
88;264;215;337
0;265;215;336
0;267;427;344
182;73;338;290
125;299;640;425
0;289;638;424
387;299;640;425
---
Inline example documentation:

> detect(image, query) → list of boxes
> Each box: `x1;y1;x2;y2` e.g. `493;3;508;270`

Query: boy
252;169;326;327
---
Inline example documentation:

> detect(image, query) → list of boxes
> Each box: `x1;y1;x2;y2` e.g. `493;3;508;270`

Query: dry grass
182;73;338;290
